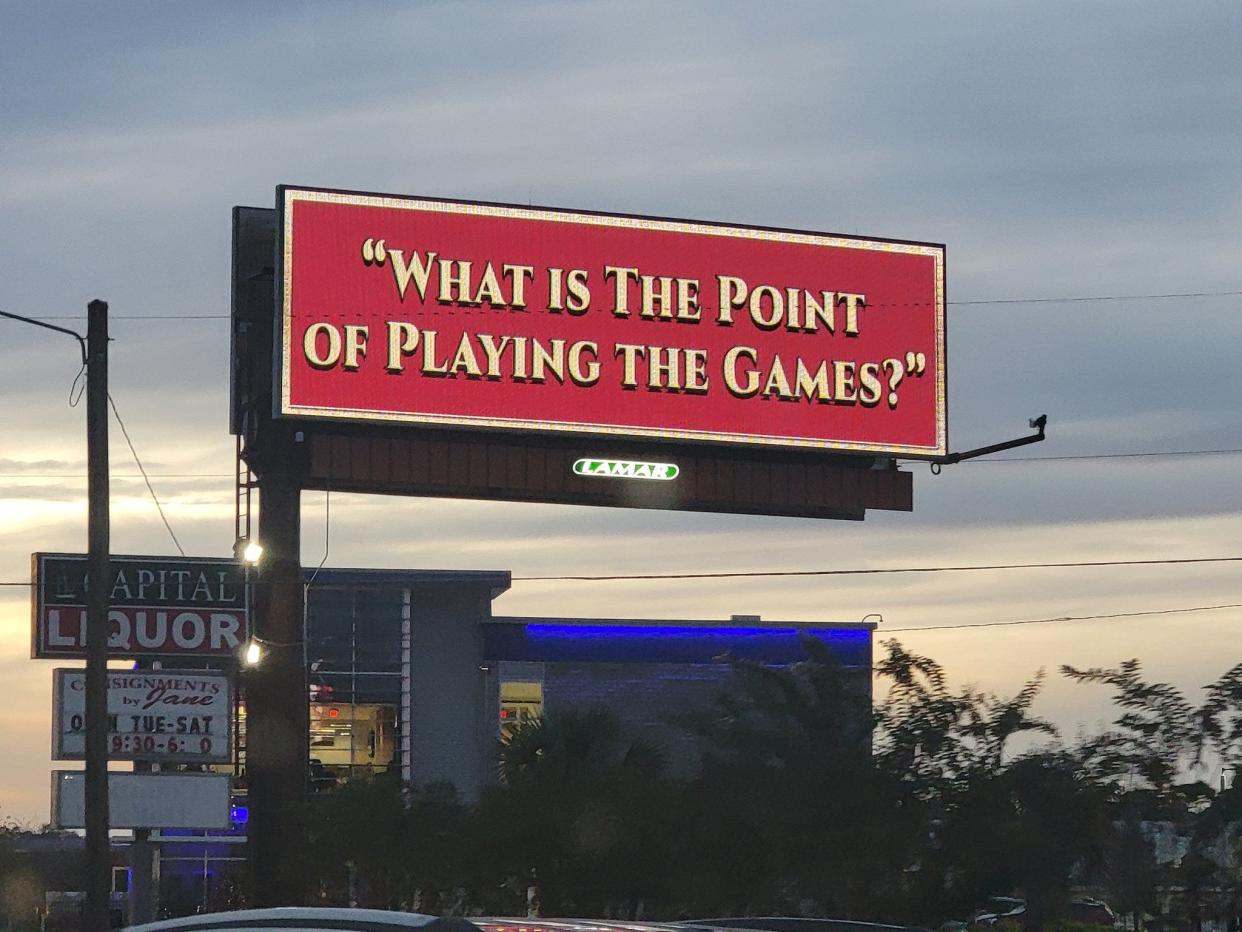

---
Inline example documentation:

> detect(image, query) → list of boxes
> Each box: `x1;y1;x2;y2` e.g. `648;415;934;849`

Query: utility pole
85;299;112;929
0;305;110;927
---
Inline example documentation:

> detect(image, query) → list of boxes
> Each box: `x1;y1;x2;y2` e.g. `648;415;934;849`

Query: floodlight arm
0;309;87;363
929;415;1047;473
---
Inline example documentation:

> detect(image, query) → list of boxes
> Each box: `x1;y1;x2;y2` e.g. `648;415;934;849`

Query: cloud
2;0;1241;822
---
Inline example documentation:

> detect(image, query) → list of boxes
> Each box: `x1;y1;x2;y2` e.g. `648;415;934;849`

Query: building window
499;680;543;738
309;702;398;786
303;586;405;787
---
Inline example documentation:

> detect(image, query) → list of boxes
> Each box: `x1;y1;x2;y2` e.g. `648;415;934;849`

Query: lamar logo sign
572;458;679;481
31;553;249;659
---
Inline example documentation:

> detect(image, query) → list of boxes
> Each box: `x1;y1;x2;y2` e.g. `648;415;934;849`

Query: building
297;567;876;795
156;566;875;910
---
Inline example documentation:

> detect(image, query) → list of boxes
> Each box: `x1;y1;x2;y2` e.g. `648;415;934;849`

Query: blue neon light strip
483;623;870;665
525;624;868;640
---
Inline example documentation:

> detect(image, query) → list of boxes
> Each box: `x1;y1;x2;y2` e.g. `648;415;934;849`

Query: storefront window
499;680;543;739
305;586;404;786
308;702;397;786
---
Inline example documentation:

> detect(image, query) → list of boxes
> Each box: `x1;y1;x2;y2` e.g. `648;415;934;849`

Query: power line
107;393;186;557
513;555;1242;582
962;447;1242;464
21;314;229;321
2;575;1236;637
2;556;1240;589
951;290;1242;306
0;473;234;479
2;446;1241;480
12;289;1241;321
885;602;1242;633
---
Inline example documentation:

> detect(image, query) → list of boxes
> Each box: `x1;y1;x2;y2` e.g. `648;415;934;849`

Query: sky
1;1;1240;824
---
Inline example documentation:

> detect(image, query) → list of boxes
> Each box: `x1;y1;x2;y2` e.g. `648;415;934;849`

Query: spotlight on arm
244;640;263;667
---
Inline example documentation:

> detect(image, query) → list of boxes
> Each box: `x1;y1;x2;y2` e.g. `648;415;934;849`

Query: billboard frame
275;184;947;459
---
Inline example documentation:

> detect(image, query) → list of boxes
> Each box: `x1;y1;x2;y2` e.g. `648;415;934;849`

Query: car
126;913;709;932
1067;898;1115;927
125;907;454;931
124;913;930;932
680;919;931;932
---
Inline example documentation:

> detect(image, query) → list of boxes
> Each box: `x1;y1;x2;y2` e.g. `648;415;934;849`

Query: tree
1105;814;1159;931
676;637;920;919
307;772;411;908
1199;661;1242;769
874;638;974;801
478;707;676;917
403;782;474;915
877;641;1099;927
877;641;1055;791
1062;660;1199;802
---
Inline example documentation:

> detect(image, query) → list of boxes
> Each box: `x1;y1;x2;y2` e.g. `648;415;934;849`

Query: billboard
278;187;946;457
51;772;231;829
52;668;232;763
31;553;248;659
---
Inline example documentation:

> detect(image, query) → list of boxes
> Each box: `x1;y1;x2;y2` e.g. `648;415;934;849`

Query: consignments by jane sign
52;668;232;763
279;187;946;457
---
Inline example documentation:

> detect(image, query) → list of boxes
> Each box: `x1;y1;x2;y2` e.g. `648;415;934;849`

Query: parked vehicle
125;912;940;932
683;919;930;932
1067;898;1115;926
126;908;449;931
127;913;712;932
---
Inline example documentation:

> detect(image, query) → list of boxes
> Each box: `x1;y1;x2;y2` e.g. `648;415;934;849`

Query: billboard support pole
85;299;112;930
247;432;306;906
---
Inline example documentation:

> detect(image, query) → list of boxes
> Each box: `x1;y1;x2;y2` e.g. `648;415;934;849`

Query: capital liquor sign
278;187;946;457
31;553;248;659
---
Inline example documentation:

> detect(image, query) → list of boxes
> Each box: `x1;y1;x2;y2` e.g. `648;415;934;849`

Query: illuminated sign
52;772;231;830
572;458;679;480
278;186;946;457
52;668;232;763
31;553;248;659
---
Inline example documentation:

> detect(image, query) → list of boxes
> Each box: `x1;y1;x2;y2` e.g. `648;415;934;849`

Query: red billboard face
279;187;946;456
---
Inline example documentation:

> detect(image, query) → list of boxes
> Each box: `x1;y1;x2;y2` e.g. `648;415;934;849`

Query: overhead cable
884;602;1242;633
512;556;1242;582
2;444;1240;478
963;447;1242;464
107;393;186;557
16;289;1242;321
5;554;1239;588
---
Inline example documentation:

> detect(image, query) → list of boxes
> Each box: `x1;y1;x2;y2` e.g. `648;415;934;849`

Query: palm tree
481;707;674;917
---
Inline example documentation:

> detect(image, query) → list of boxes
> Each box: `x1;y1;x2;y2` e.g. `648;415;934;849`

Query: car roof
124;907;446;931
125;914;928;932
678;920;929;932
127;914;705;932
